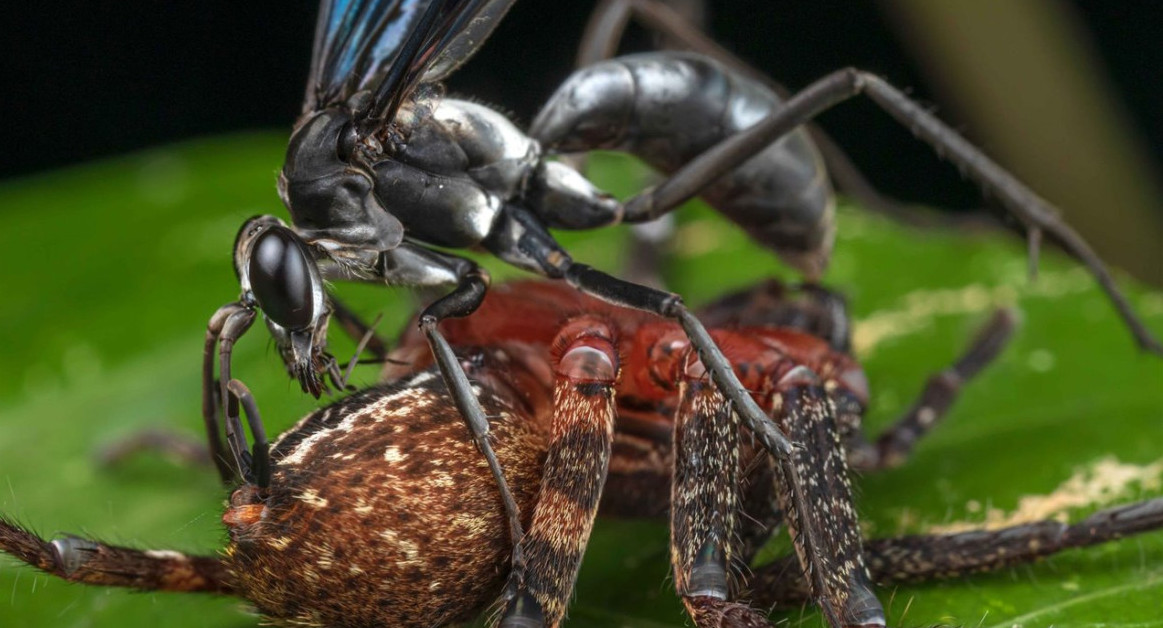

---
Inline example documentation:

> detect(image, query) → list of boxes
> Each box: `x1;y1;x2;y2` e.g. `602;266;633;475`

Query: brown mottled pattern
770;385;867;624
521;378;616;626
0;517;230;593
225;371;548;628
670;380;741;596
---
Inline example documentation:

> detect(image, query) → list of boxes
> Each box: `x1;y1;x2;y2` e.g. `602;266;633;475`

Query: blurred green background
3;1;1163;626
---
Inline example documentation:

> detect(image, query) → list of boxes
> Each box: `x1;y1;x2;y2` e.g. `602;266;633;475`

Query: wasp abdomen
532;52;835;277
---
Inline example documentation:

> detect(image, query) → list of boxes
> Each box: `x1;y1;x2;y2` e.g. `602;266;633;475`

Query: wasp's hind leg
617;67;1159;353
575;0;1001;232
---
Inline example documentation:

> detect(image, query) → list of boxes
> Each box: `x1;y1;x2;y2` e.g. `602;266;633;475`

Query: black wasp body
207;2;1162;627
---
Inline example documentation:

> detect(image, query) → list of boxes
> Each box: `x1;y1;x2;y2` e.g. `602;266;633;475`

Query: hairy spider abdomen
223;373;548;628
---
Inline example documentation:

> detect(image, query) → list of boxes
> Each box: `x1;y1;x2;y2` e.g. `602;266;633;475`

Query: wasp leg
577;0;998;232
200;302;258;484
322;243;533;597
749;496;1163;608
500;316;619;628
618;67;1161;354
418;273;530;600
101;302;261;479
221;379;270;489
0;517;231;594
483;206;795;459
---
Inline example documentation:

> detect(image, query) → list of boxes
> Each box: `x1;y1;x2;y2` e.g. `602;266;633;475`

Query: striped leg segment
770;371;884;628
500;316;620;628
846;309;1017;471
749;497;1163;608
0;517;231;594
670;373;771;627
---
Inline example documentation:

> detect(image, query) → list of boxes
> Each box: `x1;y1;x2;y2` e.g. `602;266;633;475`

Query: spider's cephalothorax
5;278;1163;627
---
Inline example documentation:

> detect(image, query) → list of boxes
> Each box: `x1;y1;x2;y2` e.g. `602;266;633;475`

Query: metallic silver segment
531;51;835;278
528;160;622;230
51;538;97;575
372;159;503;248
432;99;541;197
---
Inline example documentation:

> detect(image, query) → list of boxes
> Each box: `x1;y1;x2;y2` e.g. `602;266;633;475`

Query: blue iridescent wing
366;0;516;122
305;0;515;114
417;0;517;83
307;0;428;111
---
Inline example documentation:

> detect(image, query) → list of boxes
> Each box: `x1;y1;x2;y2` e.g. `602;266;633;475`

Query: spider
4;276;1162;627
208;4;1162;615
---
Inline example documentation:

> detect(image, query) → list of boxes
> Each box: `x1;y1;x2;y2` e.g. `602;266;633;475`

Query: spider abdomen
223;375;547;627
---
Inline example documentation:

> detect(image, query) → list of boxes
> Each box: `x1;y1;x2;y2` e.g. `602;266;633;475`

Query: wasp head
234;216;333;397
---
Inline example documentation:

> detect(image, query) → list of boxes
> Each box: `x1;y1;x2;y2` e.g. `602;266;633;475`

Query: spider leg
96;429;213;467
576;0;998;232
697;280;852;353
765;368;884;628
0;517;231;594
617;68;1161;355
748;496;1163;608
847;308;1018;471
872;308;1016;468
669;366;773;627
499;316;620;628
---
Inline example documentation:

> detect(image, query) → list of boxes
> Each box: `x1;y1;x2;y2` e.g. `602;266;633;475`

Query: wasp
205;5;1161;618
5;276;1163;627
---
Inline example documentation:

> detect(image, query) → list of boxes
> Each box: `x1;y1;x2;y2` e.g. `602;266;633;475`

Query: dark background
2;1;1161;213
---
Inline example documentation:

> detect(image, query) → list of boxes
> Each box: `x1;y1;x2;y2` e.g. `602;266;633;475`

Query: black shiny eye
248;228;316;331
336;122;358;161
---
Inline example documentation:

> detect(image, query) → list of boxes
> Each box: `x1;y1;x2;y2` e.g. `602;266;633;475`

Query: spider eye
248;228;317;331
336;122;358;161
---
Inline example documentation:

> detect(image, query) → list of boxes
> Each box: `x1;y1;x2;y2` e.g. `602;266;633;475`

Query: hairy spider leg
669;371;771;627
0;518;231;594
748;496;1163;608
499;316;620;627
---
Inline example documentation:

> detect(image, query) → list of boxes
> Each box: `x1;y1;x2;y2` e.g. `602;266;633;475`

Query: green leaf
1;138;1161;627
